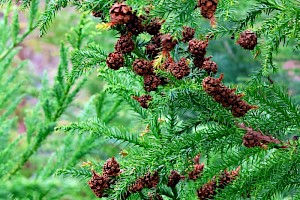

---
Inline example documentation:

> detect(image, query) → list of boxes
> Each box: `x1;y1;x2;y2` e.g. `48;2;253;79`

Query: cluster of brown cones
202;74;256;117
197;166;240;200
88;157;120;198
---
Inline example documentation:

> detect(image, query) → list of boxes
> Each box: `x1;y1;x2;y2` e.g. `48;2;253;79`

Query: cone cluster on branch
88;157;121;198
238;123;282;148
202;74;256;117
197;167;240;200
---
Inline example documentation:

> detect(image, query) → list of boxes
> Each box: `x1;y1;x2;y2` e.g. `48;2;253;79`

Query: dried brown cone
201;57;218;74
106;51;124;70
109;2;133;25
193;56;205;68
88;170;110;198
144;74;162;92
202;74;244;108
231;99;256;117
167;170;185;187
182;26;195;43
217;166;240;189
161;34;178;52
237;30;258;50
146;44;160;58
188;39;209;57
133;59;153;76
115;33;135;54
188;154;204;180
197;180;217;200
129;178;145;193
162;57;175;71
102;157;120;177
129;171;160;193
126;14;145;35
143;171;160;188
197;0;218;19
169;58;190;79
239;123;281;148
146;34;162;58
132;95;152;109
202;74;239;108
145;17;164;35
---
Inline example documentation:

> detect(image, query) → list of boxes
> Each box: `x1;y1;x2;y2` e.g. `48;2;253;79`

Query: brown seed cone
202;75;223;95
115;33;135;54
132;94;152;109
239;124;281;148
182;26;195;43
197;0;218;19
202;74;244;108
169;58;190;79
201;57;218;74
102;157;120;177
133;59;153;76
215;88;239;108
146;44;160;58
126;14;145;35
231;99;255;117
161;34;178;52
145;17;163;35
129;171;160;193
162;57;175;71
188;39;209;57
188;163;205;180
188;154;204;180
109;2;133;25
197;180;217;200
106;52;124;70
146;34;162;58
144;171;159;188
144;74;162;92
150;33;163;46
237;30;258;50
88;170;110;198
168;170;184;187
129;178;145;193
193;56;205;68
218;167;240;189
